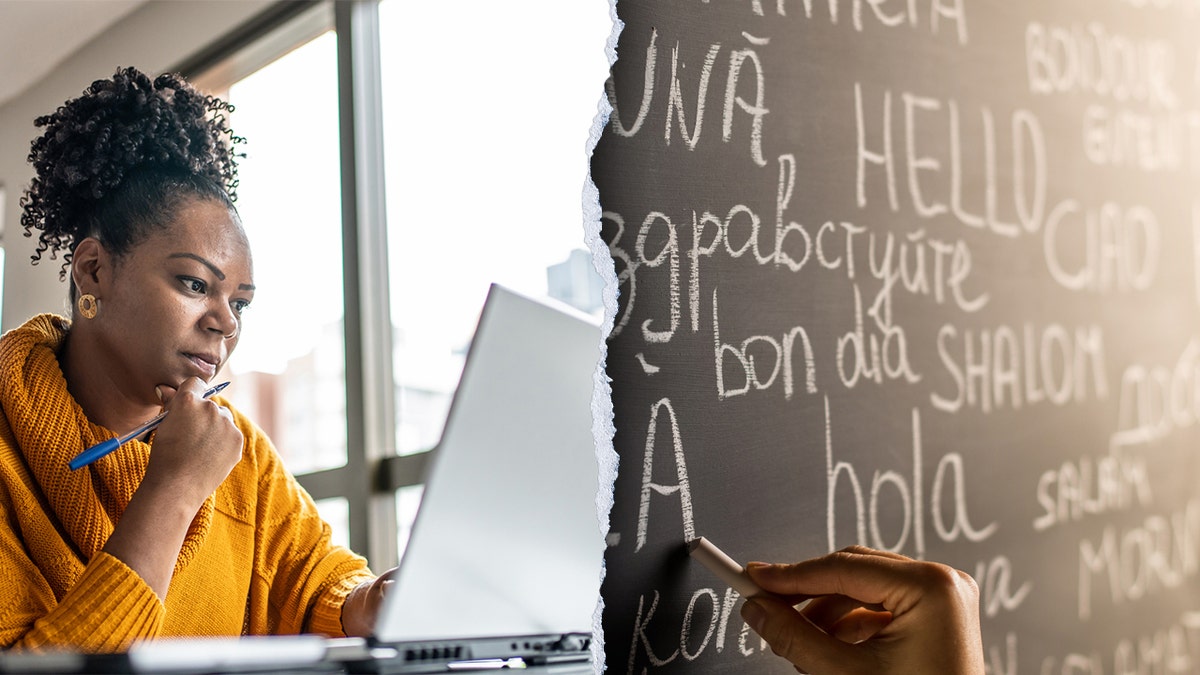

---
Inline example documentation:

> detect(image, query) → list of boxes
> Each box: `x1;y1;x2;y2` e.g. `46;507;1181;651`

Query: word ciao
1025;21;1178;109
1041;612;1200;675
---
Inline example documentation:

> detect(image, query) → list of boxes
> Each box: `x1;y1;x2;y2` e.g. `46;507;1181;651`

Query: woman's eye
180;277;207;294
233;299;251;314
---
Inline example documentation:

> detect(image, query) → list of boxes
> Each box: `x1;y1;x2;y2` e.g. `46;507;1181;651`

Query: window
191;6;350;544
377;0;609;557
221;31;347;477
379;0;607;457
183;0;611;568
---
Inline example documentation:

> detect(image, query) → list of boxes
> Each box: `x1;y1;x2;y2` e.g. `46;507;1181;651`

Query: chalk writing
713;289;818;400
636;398;696;552
606;29;769;165
1033;447;1153;532
1025;21;1179;109
1078;499;1200;620
1111;339;1200;449
824;398;998;558
625;586;769;672
596;0;1200;671
1042;200;1160;293
931;323;1109;414
1040;611;1200;674
855;83;1048;237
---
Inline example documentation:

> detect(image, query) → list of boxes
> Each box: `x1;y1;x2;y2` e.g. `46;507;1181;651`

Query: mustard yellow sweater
0;315;375;651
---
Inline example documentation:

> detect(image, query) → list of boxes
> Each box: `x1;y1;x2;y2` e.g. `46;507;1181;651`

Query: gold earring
77;294;98;320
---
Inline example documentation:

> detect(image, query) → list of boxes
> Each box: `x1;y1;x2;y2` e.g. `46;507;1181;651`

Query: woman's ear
70;237;107;297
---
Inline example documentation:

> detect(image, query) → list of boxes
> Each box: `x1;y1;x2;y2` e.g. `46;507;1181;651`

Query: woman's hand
740;546;985;675
101;377;243;600
143;377;243;510
341;567;399;637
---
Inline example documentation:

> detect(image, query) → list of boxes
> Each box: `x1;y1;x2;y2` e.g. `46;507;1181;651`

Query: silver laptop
368;283;604;671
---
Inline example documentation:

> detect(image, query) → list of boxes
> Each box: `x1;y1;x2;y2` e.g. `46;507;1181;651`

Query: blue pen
69;381;231;470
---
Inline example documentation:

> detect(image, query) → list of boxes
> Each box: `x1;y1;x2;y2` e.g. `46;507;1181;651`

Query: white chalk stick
687;536;764;598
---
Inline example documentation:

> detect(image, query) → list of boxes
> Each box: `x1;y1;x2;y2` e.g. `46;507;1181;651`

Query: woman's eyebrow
169;252;225;280
168;252;255;291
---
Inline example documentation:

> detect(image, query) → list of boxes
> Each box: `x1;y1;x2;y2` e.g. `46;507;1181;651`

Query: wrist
340;579;371;637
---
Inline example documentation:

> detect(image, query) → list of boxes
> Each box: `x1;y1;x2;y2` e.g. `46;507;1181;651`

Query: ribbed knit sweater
0;314;375;651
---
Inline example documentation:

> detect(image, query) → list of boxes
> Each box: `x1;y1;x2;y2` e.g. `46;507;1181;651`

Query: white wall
0;0;273;330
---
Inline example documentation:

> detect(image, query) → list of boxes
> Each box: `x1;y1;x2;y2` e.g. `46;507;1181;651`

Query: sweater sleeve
242;420;374;637
5;552;163;652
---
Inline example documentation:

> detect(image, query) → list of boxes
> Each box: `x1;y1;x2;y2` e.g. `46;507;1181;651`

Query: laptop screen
373;284;605;645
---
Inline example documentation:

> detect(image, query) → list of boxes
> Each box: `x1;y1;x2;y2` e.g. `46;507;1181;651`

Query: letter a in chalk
636;398;696;552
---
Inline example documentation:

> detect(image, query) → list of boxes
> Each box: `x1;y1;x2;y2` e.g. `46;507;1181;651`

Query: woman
0;66;391;651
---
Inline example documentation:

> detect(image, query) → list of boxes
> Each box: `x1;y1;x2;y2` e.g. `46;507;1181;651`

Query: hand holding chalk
738;546;985;675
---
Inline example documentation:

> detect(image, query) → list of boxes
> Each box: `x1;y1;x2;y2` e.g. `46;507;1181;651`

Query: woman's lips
185;353;219;378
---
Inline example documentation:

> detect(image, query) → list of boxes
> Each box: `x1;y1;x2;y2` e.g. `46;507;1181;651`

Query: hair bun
20;66;243;275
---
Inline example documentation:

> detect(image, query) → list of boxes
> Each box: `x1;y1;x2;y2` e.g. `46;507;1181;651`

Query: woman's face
87;197;254;403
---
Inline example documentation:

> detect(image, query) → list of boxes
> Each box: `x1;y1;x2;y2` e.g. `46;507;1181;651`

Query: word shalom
930;323;1109;414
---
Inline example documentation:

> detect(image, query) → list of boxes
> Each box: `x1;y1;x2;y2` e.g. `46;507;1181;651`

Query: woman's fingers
747;548;944;614
799;594;889;639
742;547;985;674
741;595;875;675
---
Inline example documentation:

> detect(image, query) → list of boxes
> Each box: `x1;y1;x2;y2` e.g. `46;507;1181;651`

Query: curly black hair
19;66;244;284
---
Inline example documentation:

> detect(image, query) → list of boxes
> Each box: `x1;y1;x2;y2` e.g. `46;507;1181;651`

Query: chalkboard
592;0;1200;672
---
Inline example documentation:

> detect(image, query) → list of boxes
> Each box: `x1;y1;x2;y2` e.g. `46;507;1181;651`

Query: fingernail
745;561;769;571
740;598;765;630
155;386;164;402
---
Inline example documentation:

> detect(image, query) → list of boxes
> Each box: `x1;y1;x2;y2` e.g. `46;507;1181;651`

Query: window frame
176;0;424;572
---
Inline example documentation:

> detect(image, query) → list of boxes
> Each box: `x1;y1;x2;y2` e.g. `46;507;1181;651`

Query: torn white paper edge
584;0;624;672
